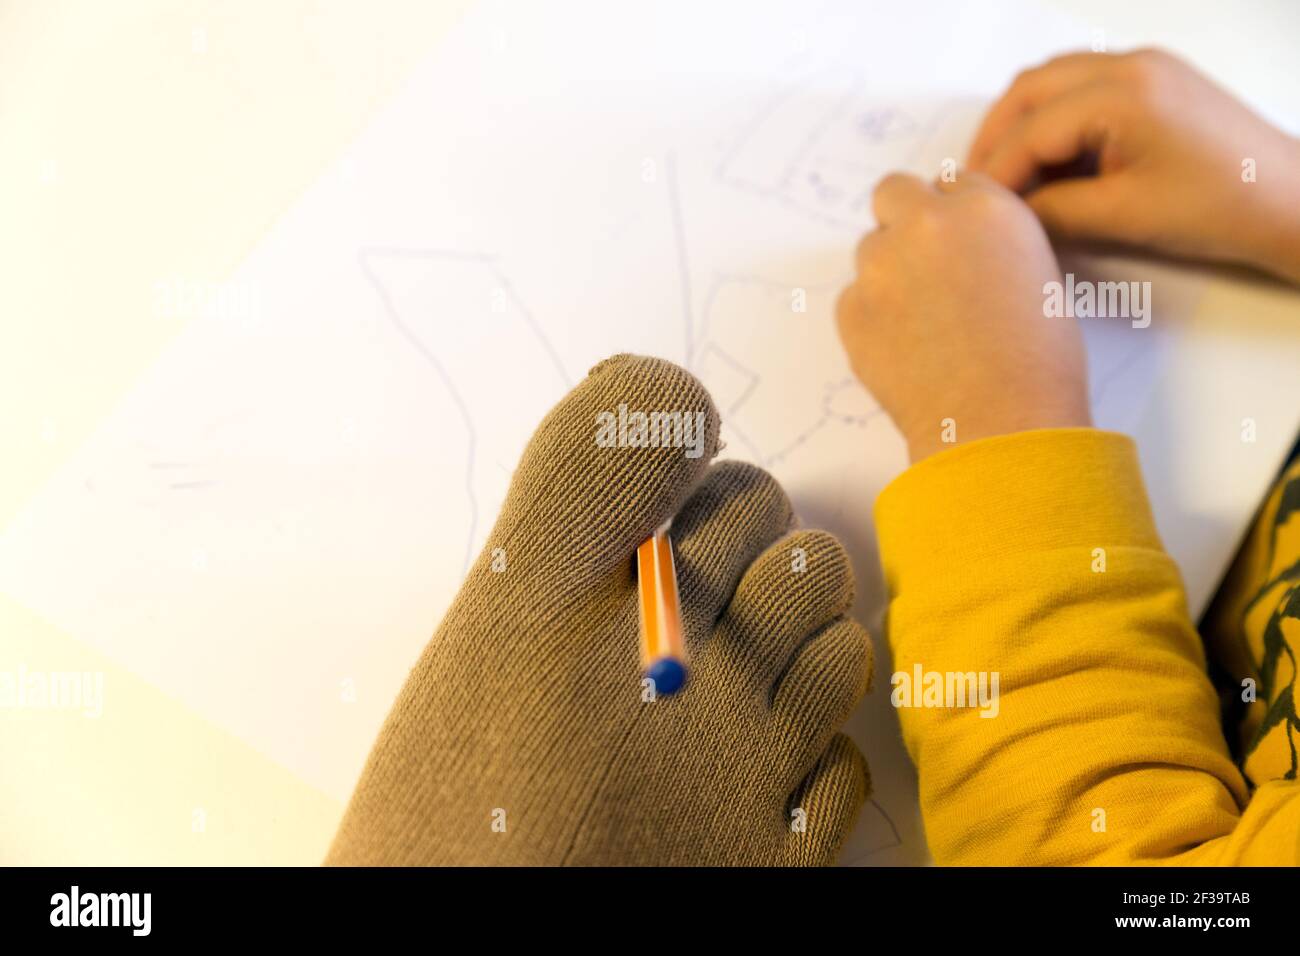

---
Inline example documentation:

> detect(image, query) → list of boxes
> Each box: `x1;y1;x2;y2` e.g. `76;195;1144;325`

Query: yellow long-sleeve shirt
875;428;1300;865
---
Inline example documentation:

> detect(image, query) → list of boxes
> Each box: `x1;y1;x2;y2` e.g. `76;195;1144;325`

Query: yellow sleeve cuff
874;428;1164;596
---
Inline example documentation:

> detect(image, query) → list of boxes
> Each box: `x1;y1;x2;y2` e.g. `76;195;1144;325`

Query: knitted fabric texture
327;354;872;865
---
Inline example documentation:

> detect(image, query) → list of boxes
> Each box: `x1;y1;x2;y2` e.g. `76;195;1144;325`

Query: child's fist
968;49;1300;284
837;172;1091;462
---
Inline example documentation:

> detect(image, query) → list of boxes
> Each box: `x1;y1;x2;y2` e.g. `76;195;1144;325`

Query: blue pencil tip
645;658;687;695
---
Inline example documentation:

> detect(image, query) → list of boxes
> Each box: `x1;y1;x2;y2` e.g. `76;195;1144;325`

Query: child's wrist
903;402;1093;463
1248;133;1300;286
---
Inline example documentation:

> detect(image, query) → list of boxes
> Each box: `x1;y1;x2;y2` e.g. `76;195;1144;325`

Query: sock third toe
717;529;856;690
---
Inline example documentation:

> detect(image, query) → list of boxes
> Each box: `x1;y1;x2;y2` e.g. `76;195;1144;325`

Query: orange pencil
637;524;688;694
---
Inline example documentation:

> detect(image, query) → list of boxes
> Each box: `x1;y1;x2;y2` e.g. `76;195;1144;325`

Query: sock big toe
477;353;720;595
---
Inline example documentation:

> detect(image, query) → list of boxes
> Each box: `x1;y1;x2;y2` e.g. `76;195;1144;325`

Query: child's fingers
975;83;1115;192
852;229;885;275
933;168;1002;194
871;172;935;226
967;51;1113;167
1025;173;1132;243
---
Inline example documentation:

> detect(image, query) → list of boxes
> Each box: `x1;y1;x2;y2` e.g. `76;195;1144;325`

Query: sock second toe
670;460;793;651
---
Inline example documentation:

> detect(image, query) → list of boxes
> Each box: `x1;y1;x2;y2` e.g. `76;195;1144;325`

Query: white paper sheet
4;0;1300;865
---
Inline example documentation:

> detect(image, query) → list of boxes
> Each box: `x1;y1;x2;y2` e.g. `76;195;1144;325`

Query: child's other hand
968;49;1300;284
836;172;1091;463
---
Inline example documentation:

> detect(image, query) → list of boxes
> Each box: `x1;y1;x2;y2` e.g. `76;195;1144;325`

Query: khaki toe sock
326;354;873;866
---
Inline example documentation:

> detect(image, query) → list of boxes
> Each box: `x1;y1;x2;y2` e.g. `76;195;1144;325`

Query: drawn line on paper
360;249;481;575
716;79;959;230
665;152;696;370
842;798;905;865
360;247;571;575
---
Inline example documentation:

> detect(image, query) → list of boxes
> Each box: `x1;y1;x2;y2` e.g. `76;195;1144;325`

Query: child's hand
836;172;1090;463
968;49;1300;284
